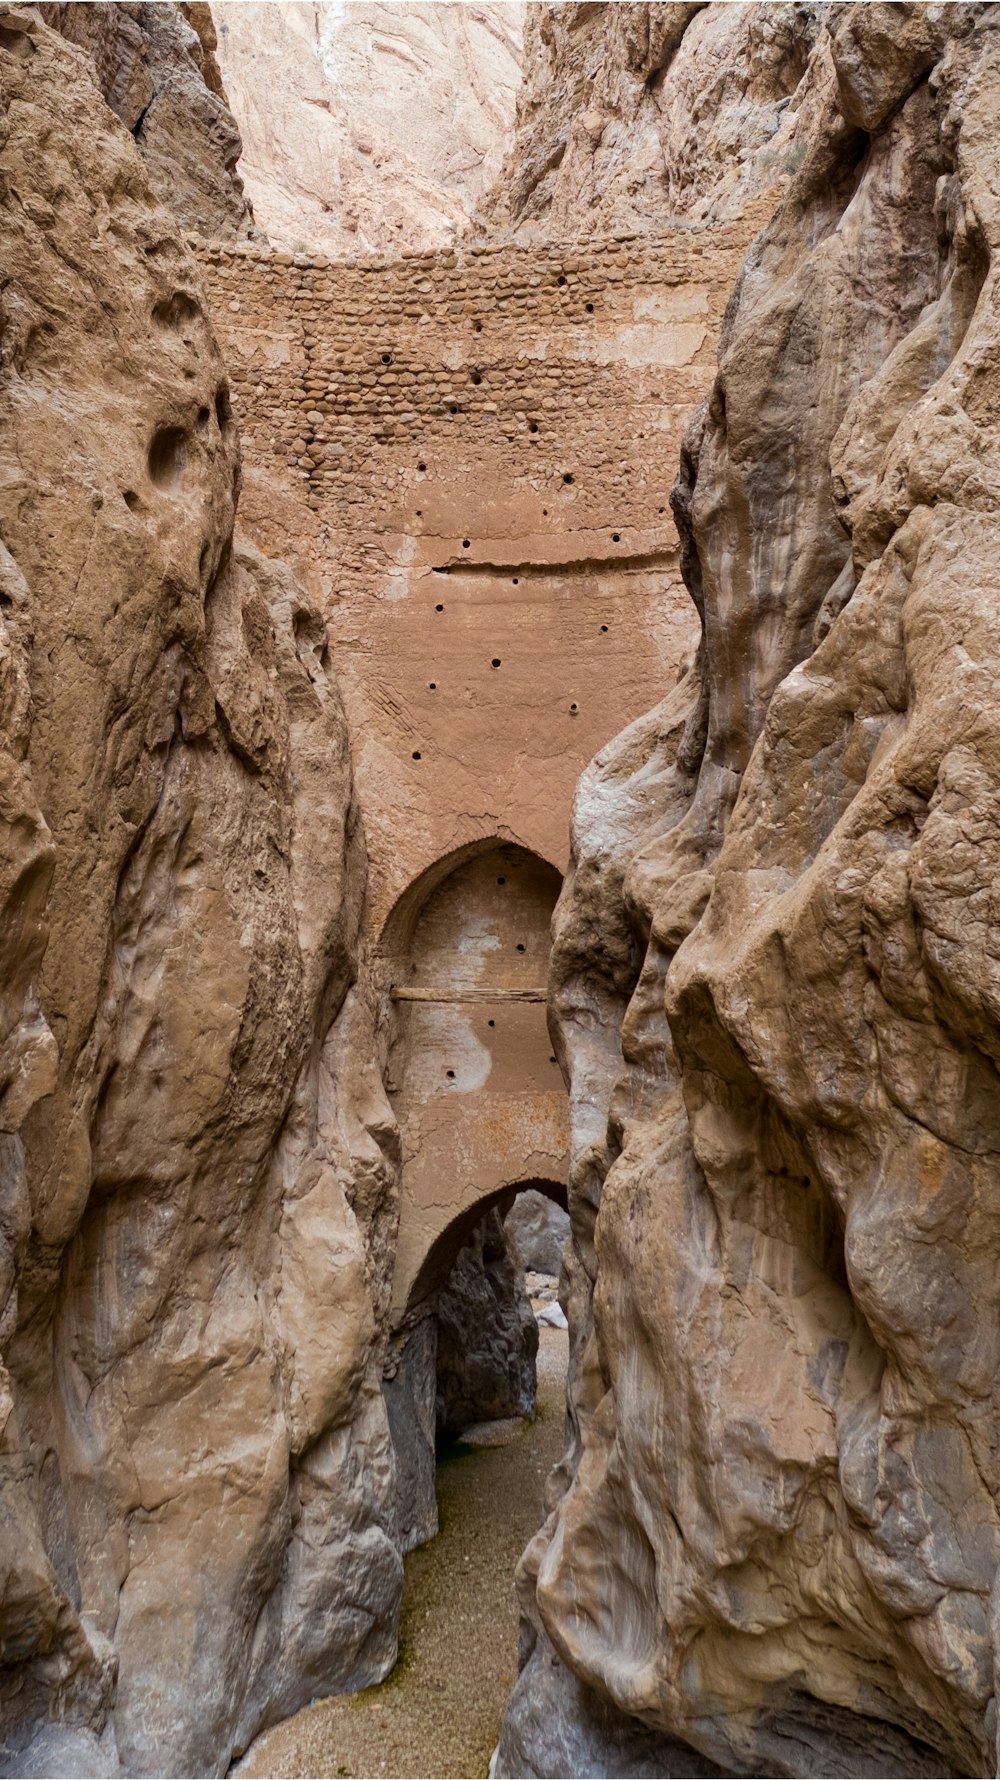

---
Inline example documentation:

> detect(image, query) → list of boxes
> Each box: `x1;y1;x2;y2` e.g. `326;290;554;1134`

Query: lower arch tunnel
384;1178;570;1555
378;839;570;1551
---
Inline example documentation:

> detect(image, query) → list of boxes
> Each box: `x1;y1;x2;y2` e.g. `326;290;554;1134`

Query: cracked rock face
38;0;260;241
0;10;400;1774
474;1;829;241
499;6;1000;1777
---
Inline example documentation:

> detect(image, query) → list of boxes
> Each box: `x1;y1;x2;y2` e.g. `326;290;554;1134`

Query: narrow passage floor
237;1326;568;1780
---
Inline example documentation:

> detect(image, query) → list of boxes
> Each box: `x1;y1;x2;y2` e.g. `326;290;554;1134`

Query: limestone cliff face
500;5;1000;1776
38;1;260;241
212;2;524;256
0;10;400;1775
475;0;828;241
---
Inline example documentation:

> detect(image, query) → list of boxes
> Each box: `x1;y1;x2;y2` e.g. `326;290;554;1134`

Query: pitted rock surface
498;6;1000;1778
0;10;400;1774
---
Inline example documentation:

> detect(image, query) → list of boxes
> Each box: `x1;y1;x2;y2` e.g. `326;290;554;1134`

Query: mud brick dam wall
194;217;760;1313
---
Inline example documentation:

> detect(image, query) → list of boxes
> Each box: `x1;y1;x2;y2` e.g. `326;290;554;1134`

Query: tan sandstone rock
475;0;829;242
0;9;401;1774
498;4;1000;1777
38;1;260;240
212;2;524;256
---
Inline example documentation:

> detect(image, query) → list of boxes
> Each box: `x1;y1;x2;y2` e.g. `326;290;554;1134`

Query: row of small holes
412;450;589;486
444;1053;559;1073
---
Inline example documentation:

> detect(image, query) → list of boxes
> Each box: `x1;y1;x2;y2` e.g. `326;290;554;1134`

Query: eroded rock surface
500;5;1000;1777
39;1;260;240
213;1;523;256
0;10;400;1774
436;1208;538;1438
385;1207;539;1554
475;1;828;241
505;1187;570;1277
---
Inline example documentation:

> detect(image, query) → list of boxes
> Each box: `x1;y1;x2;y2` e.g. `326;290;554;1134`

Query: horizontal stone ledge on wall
186;203;772;280
390;986;549;1003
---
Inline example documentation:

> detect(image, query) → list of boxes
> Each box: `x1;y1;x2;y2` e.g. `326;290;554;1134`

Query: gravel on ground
236;1325;568;1780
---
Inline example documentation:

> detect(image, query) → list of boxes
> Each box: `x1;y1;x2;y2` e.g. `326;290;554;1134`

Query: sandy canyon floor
237;1327;568;1779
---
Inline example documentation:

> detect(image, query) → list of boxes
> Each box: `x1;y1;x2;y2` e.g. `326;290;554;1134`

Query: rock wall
505;1188;570;1277
435;1208;538;1438
0;9;403;1775
475;1;828;242
38;1;260;241
498;4;1000;1778
212;1;524;257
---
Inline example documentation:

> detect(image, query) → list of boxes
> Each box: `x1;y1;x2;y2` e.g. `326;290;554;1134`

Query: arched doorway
384;1176;569;1557
382;840;569;1319
405;1176;568;1308
379;841;569;1553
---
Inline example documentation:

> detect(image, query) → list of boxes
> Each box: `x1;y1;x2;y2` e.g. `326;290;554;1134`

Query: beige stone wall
195;218;761;912
193;215;762;1312
386;841;566;1315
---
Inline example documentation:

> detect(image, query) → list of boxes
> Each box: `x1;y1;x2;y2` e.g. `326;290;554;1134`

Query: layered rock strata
499;5;1000;1777
0;10;401;1775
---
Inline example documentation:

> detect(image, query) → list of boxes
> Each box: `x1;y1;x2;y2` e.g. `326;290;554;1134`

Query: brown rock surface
499;4;1000;1777
505;1187;570;1277
0;9;400;1774
212;2;524;256
18;3;1000;1776
39;0;260;240
475;1;828;242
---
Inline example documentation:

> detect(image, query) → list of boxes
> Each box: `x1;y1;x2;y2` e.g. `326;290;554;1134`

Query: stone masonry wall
195;225;757;509
194;215;765;930
193;215;764;1323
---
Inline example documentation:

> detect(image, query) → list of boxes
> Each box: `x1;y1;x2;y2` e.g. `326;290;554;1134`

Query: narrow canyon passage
13;9;1000;1779
237;1327;568;1780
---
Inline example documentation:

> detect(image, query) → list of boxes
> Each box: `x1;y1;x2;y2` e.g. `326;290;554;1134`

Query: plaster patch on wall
568;322;709;367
